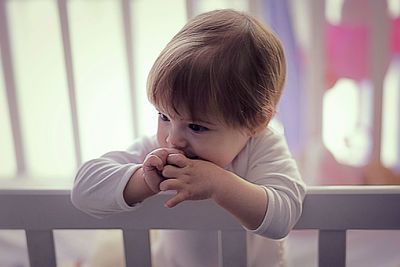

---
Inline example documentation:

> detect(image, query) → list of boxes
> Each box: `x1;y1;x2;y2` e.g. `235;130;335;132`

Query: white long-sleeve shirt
71;126;305;267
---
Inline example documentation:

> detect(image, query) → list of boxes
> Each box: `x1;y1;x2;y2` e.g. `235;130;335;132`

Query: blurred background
0;0;399;266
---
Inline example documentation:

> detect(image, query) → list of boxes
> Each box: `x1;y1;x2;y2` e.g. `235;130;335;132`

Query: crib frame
0;186;399;267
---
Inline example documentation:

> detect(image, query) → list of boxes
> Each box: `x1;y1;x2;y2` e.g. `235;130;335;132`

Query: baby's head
147;9;286;136
147;9;286;167
148;10;286;134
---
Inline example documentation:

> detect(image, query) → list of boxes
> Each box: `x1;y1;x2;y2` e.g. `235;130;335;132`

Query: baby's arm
243;131;306;238
207;170;269;231
71;151;144;218
159;154;267;230
160;130;306;239
71;136;176;218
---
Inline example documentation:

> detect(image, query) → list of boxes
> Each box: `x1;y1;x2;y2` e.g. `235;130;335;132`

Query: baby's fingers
164;192;187;208
167;153;188;168
143;154;163;171
160;179;188;208
159;179;182;191
151;148;184;164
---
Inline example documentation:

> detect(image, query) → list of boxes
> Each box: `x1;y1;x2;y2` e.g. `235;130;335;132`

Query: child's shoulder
265;119;285;136
243;122;289;159
230;123;289;173
251;121;285;144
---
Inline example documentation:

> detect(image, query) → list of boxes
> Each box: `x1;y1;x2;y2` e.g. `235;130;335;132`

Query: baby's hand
143;148;183;193
160;153;225;207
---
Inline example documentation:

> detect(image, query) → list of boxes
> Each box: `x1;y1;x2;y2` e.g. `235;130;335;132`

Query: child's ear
248;111;274;137
247;124;266;137
239;124;265;139
249;116;271;137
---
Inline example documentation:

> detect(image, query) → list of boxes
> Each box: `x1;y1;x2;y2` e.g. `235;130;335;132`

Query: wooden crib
0;186;399;267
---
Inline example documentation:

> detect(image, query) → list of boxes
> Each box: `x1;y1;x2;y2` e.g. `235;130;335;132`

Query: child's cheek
156;132;167;148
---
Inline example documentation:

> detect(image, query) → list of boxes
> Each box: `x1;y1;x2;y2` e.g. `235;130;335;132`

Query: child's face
156;106;250;168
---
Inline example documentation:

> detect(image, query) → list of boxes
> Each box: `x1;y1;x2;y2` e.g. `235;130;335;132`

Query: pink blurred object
326;23;369;88
391;17;400;55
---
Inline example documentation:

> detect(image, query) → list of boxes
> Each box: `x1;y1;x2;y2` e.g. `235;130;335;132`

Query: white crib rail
0;186;399;267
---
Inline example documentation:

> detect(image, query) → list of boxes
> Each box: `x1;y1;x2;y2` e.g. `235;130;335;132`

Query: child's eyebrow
192;118;217;126
156;108;179;120
155;106;220;127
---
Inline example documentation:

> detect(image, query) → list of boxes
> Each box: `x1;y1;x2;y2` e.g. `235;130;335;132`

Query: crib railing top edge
307;185;400;194
0;186;399;231
1;185;400;195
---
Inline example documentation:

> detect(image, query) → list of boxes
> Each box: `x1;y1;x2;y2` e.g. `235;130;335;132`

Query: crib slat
0;0;27;175
123;229;151;267
57;0;83;167
319;230;346;267
26;230;57;267
218;230;247;267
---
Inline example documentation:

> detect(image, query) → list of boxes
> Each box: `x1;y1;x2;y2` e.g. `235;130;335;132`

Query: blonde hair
147;9;286;133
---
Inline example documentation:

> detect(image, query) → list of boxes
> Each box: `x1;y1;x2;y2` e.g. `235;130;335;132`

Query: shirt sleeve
244;128;306;239
70;136;159;218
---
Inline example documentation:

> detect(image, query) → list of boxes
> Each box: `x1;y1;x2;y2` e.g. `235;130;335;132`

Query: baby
72;9;305;267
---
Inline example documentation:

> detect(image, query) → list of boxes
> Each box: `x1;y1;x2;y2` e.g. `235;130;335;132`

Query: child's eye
158;112;170;122
188;124;209;133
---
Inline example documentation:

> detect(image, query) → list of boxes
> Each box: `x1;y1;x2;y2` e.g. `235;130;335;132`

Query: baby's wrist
210;169;231;203
140;168;159;194
123;167;156;205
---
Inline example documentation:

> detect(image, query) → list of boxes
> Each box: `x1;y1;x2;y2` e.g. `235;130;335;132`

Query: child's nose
166;129;187;149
